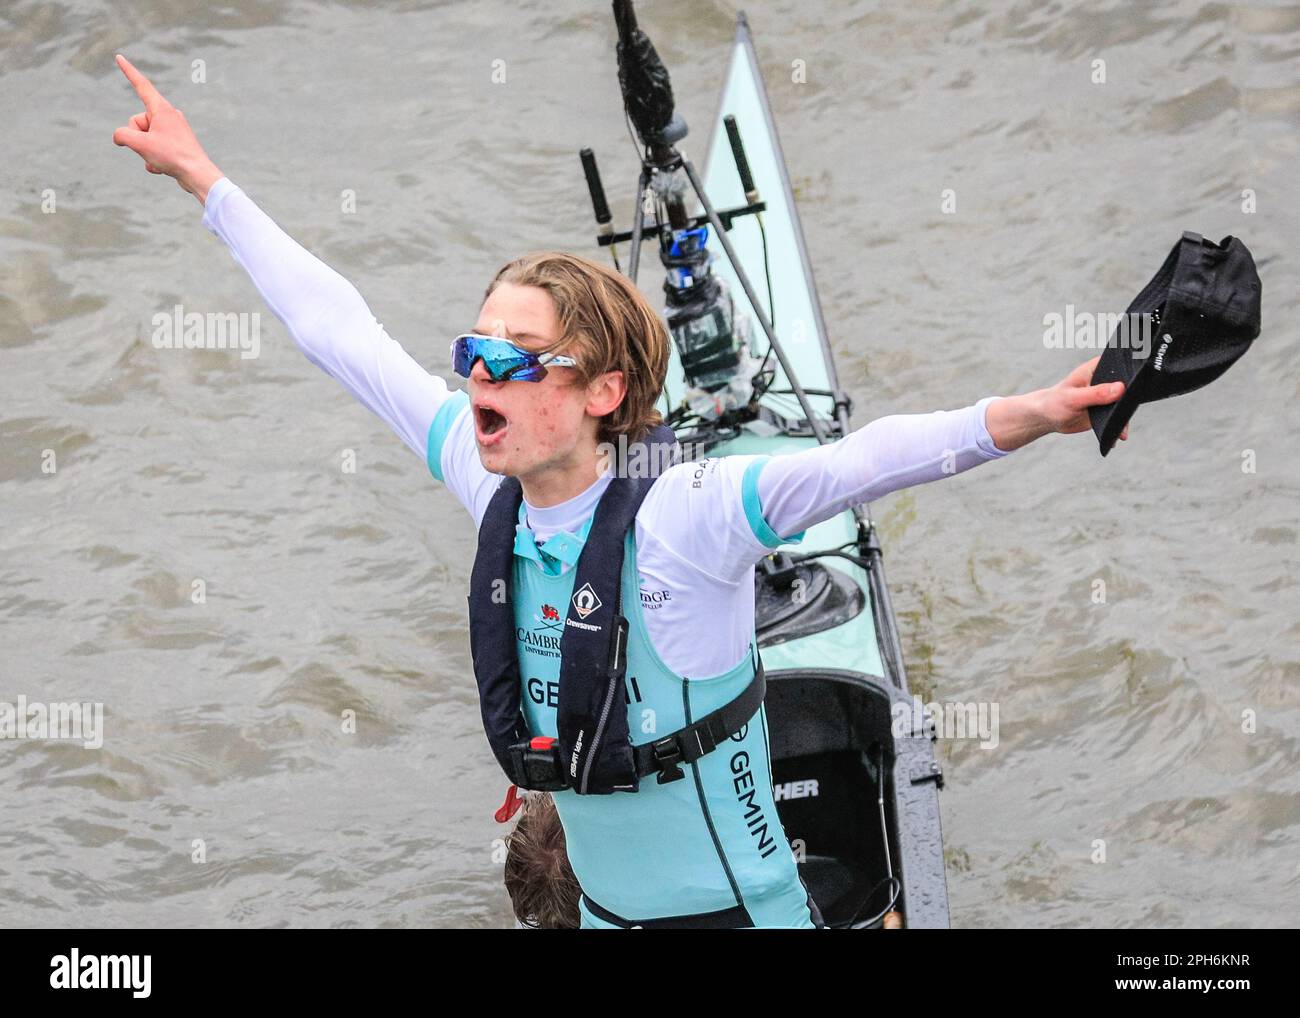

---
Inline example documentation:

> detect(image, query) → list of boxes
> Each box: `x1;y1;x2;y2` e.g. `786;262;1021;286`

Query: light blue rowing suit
510;515;817;929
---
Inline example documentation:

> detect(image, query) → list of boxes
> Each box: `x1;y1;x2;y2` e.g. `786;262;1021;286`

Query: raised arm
111;54;460;464
198;178;452;458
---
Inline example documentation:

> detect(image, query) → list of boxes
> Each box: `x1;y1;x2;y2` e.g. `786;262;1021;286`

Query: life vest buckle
507;736;569;792
649;737;686;784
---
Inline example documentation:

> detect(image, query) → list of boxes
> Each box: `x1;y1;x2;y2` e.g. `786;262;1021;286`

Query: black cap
1089;232;1261;456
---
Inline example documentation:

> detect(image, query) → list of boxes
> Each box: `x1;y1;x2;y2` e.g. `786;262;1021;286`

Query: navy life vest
467;424;765;795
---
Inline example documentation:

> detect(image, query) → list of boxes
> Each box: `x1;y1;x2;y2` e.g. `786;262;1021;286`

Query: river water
2;0;1297;928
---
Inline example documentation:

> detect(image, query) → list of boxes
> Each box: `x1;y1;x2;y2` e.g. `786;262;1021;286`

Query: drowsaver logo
571;582;602;619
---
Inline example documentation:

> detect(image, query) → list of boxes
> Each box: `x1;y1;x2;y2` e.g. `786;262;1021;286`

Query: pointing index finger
115;53;169;113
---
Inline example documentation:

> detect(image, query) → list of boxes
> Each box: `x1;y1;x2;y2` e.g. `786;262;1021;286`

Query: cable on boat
786;542;874;572
832;743;903;929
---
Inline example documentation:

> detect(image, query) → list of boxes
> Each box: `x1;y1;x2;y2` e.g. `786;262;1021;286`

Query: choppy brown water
1;0;1296;928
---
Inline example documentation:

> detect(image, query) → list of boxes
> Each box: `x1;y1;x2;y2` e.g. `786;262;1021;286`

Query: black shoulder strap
556;467;653;793
468;476;528;779
558;423;680;792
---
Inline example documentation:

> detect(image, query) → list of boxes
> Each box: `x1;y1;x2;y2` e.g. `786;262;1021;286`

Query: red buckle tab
494;784;523;823
529;736;557;750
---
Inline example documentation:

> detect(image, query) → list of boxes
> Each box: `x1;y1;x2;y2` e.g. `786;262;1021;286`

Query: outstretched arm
647;360;1128;583
111;54;461;466
751;395;1012;543
757;358;1128;540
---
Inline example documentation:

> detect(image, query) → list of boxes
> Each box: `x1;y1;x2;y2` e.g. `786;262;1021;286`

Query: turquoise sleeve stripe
426;391;470;483
741;456;806;549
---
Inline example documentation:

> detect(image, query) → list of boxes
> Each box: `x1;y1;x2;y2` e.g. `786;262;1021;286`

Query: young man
112;55;1129;928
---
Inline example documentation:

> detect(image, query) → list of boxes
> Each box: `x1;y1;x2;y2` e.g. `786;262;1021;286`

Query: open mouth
474;403;509;444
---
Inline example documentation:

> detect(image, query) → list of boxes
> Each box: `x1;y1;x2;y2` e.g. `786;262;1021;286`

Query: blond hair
484;251;670;443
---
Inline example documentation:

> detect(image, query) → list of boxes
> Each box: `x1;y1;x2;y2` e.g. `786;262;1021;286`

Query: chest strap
632;657;766;784
511;657;765;790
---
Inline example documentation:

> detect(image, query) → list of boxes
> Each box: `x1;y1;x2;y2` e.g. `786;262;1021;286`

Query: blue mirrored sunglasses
450;334;577;382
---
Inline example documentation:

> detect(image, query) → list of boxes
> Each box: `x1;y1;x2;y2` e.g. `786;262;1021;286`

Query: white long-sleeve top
201;175;1013;676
